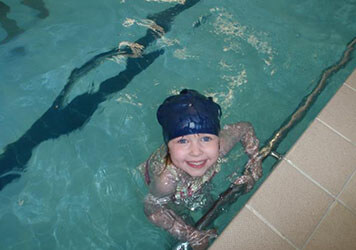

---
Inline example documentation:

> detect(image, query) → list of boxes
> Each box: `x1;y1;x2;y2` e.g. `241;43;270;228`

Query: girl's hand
246;155;263;181
188;228;217;249
234;155;262;192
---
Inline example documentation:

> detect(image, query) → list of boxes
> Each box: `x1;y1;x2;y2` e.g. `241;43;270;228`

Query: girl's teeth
189;161;204;165
187;160;206;169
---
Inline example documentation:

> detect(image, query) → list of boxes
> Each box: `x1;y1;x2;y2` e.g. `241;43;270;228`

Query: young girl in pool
141;89;262;248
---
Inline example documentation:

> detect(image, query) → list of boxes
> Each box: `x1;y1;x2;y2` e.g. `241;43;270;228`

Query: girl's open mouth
186;160;207;169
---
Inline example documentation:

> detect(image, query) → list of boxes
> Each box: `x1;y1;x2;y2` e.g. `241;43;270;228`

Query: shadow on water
21;0;49;19
0;0;201;190
0;0;48;44
0;1;24;44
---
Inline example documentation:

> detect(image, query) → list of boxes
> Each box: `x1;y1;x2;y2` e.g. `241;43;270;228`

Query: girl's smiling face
167;133;219;177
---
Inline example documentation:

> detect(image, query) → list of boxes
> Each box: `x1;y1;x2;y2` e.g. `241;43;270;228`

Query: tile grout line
337;198;356;218
282;159;338;250
245;204;300;250
335;166;356;217
315;118;355;146
285;158;356;248
285;157;356;216
301;200;338;250
344;82;356;91
283;158;336;199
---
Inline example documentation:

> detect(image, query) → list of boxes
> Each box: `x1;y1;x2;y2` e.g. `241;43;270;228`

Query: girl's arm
219;122;259;158
219;122;262;191
144;169;216;247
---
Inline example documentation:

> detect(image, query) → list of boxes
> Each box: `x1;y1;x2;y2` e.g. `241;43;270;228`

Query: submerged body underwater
1;0;356;249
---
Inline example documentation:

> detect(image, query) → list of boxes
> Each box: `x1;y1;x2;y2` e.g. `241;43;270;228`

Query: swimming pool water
1;0;356;249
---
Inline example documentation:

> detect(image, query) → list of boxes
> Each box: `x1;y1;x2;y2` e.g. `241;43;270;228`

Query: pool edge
209;68;356;250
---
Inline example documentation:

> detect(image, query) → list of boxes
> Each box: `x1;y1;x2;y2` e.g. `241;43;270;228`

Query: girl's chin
187;168;209;177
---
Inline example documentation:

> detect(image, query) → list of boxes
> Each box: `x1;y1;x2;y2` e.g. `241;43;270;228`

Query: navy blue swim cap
157;89;222;143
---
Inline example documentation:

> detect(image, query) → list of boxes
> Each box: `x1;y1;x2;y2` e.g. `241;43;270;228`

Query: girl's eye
177;138;188;144
201;136;212;142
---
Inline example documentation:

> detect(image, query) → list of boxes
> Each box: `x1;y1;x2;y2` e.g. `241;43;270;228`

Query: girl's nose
190;141;203;156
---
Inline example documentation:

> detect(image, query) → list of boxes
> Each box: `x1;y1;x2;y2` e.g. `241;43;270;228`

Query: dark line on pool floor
0;0;49;44
0;1;25;44
21;0;49;19
0;0;201;190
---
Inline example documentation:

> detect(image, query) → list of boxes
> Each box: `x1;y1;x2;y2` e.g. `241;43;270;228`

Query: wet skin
167;134;219;177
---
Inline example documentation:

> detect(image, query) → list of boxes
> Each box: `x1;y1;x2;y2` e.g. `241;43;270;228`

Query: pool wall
210;69;356;250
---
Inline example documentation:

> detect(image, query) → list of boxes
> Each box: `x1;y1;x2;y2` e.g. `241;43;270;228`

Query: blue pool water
0;0;356;249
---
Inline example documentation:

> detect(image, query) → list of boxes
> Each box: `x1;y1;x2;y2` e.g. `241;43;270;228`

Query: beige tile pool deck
210;69;356;250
